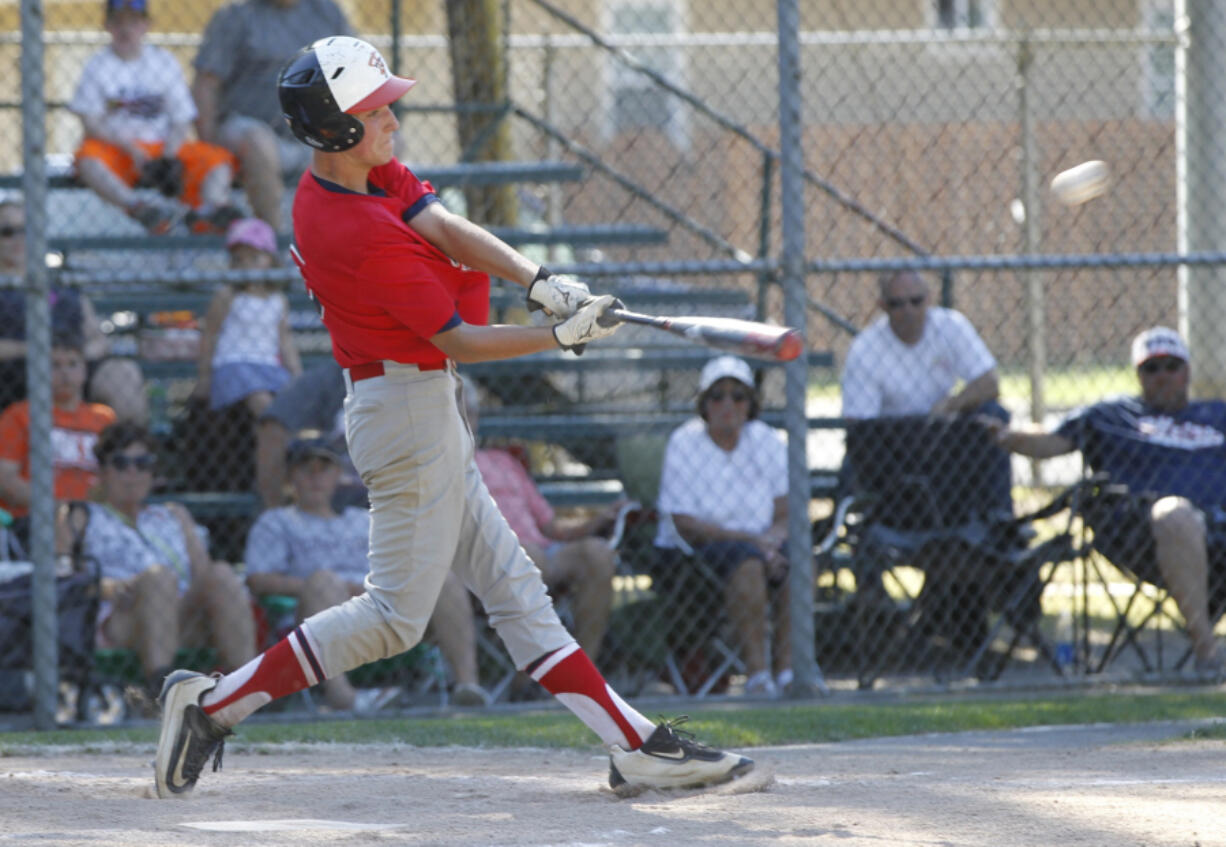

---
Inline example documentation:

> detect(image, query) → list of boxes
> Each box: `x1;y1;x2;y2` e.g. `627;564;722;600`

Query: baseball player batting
153;36;753;798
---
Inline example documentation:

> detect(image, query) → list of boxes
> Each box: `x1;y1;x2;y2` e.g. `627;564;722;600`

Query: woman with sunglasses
54;421;256;704
653;355;792;698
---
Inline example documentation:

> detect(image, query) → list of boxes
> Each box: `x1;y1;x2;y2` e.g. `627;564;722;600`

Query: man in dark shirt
983;326;1226;674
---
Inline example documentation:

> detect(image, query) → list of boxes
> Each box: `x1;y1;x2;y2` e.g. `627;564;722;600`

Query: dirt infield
1;720;1223;846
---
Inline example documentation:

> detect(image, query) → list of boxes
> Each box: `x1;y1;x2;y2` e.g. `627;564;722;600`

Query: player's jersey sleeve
370;160;434;210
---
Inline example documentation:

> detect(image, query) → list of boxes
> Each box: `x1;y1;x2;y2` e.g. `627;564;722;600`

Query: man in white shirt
841;270;999;419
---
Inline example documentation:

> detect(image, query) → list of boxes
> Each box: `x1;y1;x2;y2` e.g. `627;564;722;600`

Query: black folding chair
816;415;1059;687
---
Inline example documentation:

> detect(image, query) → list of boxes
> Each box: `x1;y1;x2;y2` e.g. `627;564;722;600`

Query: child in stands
69;0;242;235
194;218;301;416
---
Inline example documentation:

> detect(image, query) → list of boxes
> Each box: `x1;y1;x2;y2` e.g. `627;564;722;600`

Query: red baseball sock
200;626;324;727
529;643;656;749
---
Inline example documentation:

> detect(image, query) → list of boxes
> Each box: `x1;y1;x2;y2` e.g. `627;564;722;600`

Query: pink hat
225;217;278;256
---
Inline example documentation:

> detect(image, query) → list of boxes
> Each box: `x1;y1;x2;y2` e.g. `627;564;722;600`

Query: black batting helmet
278;36;416;153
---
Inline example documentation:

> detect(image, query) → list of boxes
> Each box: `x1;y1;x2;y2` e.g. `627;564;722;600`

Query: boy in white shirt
69;0;242;235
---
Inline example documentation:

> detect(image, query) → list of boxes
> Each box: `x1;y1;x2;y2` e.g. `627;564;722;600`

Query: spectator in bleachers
653;355;791;698
462;378;620;665
244;436;491;708
842;270;1000;419
0;199;148;424
193;217;301;418
0;334;116;551
982;326;1226;677
70;0;243;236
253;360;363;510
55;421;257;700
191;0;352;230
840;268;1012;515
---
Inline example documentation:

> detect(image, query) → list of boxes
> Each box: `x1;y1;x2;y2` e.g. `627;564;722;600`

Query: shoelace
182;725;231;783
656;716;716;754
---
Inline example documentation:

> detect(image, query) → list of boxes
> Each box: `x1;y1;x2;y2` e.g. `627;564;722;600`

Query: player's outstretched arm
408;204;593;319
431;322;561;363
432;297;623;363
409;202;537;289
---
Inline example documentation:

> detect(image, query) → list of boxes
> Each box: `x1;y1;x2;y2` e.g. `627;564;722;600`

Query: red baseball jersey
290;159;490;368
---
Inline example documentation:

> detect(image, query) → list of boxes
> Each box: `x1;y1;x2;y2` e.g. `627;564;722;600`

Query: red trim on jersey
290;161;490;368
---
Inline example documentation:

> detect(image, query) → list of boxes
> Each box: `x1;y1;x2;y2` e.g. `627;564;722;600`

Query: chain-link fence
3;0;1226;724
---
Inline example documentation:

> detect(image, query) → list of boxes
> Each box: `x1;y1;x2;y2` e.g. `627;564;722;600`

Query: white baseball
1050;160;1110;206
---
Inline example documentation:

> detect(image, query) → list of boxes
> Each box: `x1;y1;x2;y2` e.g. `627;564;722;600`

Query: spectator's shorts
210;362;291;410
652;540;777;588
217;114;313;176
1090;493;1226;605
74;139;237;208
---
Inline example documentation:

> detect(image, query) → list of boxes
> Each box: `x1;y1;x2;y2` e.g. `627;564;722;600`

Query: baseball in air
1050;160;1110;206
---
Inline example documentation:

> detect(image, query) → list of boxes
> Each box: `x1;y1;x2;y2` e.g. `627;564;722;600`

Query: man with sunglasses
983;326;1226;676
842;270;999;419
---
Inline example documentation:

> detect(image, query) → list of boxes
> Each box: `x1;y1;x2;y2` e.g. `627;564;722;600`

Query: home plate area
1;725;1224;846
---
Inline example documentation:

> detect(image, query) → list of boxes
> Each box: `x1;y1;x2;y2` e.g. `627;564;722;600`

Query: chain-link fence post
1180;0;1226;395
777;0;821;698
21;0;56;730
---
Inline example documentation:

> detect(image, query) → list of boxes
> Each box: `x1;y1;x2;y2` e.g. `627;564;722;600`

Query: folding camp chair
608;432;759;698
816;414;1061;687
1065;472;1226;678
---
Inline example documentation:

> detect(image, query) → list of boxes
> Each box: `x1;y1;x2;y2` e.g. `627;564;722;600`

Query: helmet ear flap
283;100;364;153
313;111;364;152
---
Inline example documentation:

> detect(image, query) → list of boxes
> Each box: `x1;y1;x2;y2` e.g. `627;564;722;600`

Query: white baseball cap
700;355;754;393
1131;326;1189;367
311;36;415;113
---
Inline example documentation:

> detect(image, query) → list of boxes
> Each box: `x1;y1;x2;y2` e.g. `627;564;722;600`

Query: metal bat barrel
609;308;803;361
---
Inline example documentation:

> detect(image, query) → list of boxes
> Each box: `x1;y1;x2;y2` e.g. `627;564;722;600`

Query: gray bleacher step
476;409;841;439
90;280;750;315
132;347;831;383
0;160;586;192
462;347;832;376
49;223;667;254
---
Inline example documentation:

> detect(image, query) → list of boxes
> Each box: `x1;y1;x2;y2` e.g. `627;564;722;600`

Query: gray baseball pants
300;361;574;678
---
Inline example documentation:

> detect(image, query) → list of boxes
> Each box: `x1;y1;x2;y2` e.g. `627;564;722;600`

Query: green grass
808;364;1135;409
998;365;1135;408
4;691;1225;754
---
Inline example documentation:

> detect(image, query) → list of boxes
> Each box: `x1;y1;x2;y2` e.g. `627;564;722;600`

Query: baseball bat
609;308;804;361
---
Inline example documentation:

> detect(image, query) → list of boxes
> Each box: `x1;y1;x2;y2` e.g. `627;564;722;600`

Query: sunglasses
0;225;25;238
707;389;750;404
108;453;155;471
1139;358;1185;375
884;294;926;310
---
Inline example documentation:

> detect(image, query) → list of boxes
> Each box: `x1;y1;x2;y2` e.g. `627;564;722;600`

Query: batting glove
553;295;624;353
526;267;592;318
